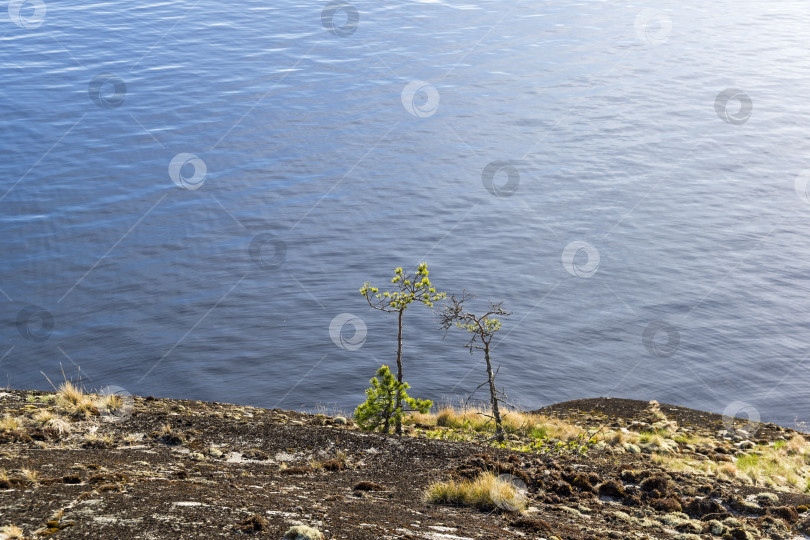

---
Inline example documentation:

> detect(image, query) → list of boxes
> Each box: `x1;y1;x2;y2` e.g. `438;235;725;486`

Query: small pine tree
360;263;445;434
354;365;432;434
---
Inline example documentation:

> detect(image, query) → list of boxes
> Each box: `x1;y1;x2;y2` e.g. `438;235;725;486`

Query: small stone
353;481;383;491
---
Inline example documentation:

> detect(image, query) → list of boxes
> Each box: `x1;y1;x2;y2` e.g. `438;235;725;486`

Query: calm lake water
3;0;810;428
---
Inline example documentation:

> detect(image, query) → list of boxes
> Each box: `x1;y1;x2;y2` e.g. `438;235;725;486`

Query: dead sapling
440;291;511;443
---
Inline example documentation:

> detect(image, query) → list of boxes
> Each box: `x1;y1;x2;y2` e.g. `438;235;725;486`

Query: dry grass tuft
20;469;38;484
47;417;71;436
607;429;640;446
433;407;490;430
32;410;53;424
96;393;123;415
55;382;98;419
0;415;23;432
0;524;25;539
425;471;527;513
405;410;433;425
32;410;71;436
718;462;739;478
653;453;739;481
499;410;538;432
531;415;584;442
409;405;587;443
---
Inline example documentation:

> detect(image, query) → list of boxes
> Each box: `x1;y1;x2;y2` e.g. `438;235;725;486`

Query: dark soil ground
2;389;810;539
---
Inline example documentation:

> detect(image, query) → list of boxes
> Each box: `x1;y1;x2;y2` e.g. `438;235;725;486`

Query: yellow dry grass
606;429;640;446
32;410;53;424
424;471;527;513
434;407;490;430
0;415;22;432
32;410;71;436
96;393;124;415
733;435;810;491
410;402;810;494
55;381;98;419
652;454;738;481
0;524;25;540
653;434;810;493
408;406;587;442
48;417;71;436
20;469;37;484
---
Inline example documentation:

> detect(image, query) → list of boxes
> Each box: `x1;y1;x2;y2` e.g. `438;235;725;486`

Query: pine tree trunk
383;383;392;434
484;340;504;442
394;308;404;435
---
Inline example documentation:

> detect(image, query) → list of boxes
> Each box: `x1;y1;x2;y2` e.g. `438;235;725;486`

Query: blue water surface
2;0;810;427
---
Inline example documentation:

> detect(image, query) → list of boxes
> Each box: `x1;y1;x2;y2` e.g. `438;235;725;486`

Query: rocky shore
1;388;810;539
